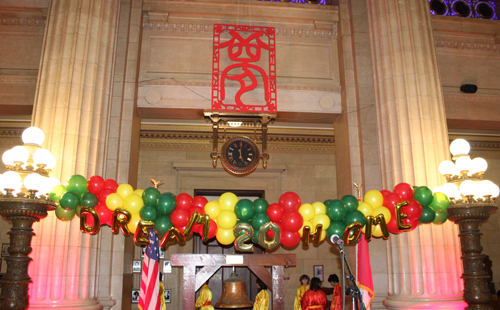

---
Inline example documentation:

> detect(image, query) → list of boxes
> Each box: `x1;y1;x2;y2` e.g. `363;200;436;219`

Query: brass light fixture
436;138;498;309
0;127;59;310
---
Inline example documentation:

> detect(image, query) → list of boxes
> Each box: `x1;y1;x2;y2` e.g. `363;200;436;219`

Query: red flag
139;229;161;310
356;235;374;309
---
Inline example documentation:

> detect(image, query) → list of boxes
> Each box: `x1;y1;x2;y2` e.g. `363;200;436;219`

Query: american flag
138;229;161;310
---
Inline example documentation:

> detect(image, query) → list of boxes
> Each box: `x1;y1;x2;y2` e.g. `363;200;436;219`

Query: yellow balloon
216;210;237;229
312;202;326;215
219;192;238;211
312;214;331;230
124;193;144;214
372;206;392;222
298;204;315;221
117;183;134;199
133;189;144;197
318;229;327;242
364;190;384;208
357;202;374;217
106;193;124;211
298;221;313;237
372;225;384;238
127;213;141;234
216;227;235;245
204;200;221;219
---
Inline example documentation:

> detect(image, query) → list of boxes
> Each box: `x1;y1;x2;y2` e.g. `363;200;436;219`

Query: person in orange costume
301;277;328;310
195;281;214;310
253;278;269;310
294;275;310;310
328;274;342;310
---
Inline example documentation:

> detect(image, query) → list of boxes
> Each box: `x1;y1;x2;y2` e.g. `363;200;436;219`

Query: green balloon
251;213;270;232
432;210;448;224
344;210;366;227
325;200;348;222
326;221;346;240
252;229;260;244
414;186;433;207
429;192;450;212
55;205;76;221
80;192;98;208
341;195;359;212
49;185;67;203
76;205;81;217
143;187;161;206
66;174;88;196
140;205;159;222
157;193;176;215
59;192;80;210
235;199;255;220
253;199;269;214
154;215;173;237
324;199;332;205
419;206;436;223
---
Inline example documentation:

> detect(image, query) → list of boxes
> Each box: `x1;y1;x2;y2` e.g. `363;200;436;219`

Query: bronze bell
214;271;254;308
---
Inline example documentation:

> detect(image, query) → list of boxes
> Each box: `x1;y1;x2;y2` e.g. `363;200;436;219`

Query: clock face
221;136;260;176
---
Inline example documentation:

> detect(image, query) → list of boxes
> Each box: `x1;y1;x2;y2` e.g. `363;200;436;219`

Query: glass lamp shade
24;173;44;191
439;160;455;175
33;149;56;169
39;176;61;196
470;157;488;174
442;183;460;199
2;149;16;166
450;139;470;156
2;171;22;190
12;146;30;164
22;127;45;146
455;156;472;173
477;180;500;198
460;180;478;197
433;186;443;194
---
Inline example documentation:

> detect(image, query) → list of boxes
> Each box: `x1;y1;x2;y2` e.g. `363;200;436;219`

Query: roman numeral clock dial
221;136;260;176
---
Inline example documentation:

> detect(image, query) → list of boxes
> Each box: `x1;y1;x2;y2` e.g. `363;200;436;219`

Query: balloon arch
50;175;450;250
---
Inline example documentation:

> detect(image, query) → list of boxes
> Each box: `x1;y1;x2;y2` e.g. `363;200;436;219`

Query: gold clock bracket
204;111;277;170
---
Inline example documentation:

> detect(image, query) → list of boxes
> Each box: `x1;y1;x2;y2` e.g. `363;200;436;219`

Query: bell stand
171;254;296;310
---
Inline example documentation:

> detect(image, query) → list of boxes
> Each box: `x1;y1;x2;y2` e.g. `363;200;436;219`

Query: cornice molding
0;18;46;26
143;22;336;38
139;79;341;93
435;39;499;52
0;76;37;83
444;93;500;102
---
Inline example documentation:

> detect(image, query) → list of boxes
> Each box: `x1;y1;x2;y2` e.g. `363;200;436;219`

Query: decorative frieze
435;39;499;51
0;18;46;26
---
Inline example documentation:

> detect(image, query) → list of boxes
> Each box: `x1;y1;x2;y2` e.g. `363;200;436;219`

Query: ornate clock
220;136;260;176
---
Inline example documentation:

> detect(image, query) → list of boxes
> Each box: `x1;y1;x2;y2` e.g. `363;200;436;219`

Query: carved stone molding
143;22;336;38
444;93;500;102
435;39;499;52
0;76;37;83
0;18;45;27
139;79;341;93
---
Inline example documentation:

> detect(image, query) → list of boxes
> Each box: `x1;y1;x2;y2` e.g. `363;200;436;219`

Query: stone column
29;0;121;308
365;0;466;308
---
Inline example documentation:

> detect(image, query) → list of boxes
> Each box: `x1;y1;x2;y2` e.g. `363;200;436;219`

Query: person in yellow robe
253;278;269;310
195;281;214;310
294;274;310;310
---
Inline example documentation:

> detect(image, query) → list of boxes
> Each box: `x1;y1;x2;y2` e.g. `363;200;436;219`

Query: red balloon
95;203;113;226
192;223;201;234
281;211;304;232
98;189;115;205
208;219;218;239
103;179;118;192
176;193;193;210
394;183;415;201
267;221;282;239
383;193;402;215
279;192;301;213
380;190;392;199
190;206;205;216
87;175;105;195
177;226;187;236
281;230;300;247
267;203;283;222
192;196;208;209
171;209;190;227
402;200;423;220
403;217;419;231
386;218;401;234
